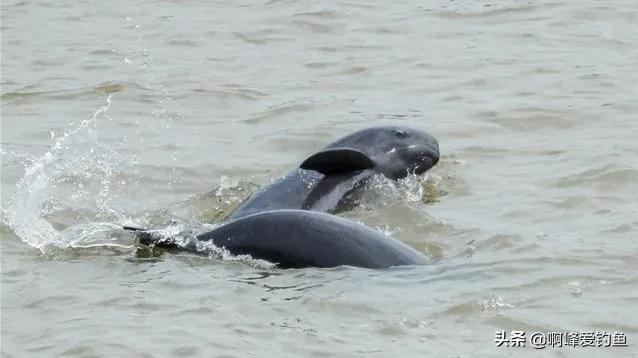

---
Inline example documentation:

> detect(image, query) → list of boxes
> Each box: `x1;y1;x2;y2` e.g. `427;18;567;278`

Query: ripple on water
231;30;291;45
0;81;129;104
552;165;638;190
488;107;578;131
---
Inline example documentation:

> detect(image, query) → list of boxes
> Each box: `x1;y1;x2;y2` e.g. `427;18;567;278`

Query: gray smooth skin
228;126;440;220
130;210;427;269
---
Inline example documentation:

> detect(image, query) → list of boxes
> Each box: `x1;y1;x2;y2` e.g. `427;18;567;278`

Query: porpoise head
300;126;440;180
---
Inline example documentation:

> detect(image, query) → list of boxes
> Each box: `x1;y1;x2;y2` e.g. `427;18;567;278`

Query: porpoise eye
393;129;407;138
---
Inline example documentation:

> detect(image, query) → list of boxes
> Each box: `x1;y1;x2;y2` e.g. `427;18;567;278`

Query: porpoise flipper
300;147;375;175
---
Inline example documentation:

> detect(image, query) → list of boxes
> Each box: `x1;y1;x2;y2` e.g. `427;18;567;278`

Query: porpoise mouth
406;144;440;175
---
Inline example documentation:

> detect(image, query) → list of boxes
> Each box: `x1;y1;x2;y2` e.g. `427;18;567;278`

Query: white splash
2;95;128;251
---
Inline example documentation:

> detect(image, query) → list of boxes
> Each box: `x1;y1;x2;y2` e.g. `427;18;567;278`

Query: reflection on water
2;0;637;356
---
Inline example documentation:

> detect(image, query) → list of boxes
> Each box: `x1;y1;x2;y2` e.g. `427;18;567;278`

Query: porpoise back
131;210;427;269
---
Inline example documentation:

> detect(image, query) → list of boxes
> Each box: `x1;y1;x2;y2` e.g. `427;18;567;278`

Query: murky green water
2;0;637;356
